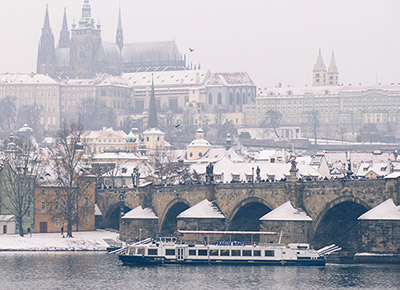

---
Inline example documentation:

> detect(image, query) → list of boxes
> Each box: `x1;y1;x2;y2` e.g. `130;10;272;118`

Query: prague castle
37;0;186;79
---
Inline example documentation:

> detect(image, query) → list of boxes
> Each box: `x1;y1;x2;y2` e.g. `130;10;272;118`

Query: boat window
148;249;158;256
242;250;252;257
166;249;175;256
137;248;145;255
220;250;230;256
231;250;241;256
209;250;218;256
253;250;261;257
265;250;275;257
189;249;196;256
198;249;208;256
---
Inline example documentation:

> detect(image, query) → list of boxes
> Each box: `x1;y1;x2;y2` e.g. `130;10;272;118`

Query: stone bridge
96;178;400;253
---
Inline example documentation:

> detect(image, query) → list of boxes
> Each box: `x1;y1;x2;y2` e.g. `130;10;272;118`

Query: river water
0;253;399;290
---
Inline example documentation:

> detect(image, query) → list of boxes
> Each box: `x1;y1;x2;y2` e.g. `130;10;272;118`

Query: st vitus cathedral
37;0;187;79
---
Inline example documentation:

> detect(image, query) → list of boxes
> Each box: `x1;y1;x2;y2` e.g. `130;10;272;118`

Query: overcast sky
0;0;399;88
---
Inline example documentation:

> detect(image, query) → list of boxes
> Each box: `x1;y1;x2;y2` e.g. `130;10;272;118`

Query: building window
84;214;89;225
218;93;222;105
229;93;234;105
55;218;59;227
85;197;89;207
168;98;178;111
41;189;46;196
146;137;149;141
41;202;46;210
55;201;59;210
55;189;60;196
236;93;241;105
208;93;213;105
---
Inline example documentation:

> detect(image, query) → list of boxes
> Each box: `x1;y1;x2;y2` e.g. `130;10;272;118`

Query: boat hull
119;255;325;266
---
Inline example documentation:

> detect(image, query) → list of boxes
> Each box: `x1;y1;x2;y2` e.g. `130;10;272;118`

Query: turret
328;51;339;86
59;8;70;48
312;49;327;86
148;74;158;129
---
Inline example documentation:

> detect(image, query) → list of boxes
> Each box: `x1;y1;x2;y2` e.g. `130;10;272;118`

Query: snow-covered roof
95;204;103;216
355;162;390;177
0;215;15;222
188;147;244;164
0;73;57;85
205;72;255;87
385;172;400;179
358;199;400;220
260;201;312;221
177;199;225;219
93;152;140;161
122;206;158;220
258;84;400;98
143;128;165;135
188;139;211;147
122;70;210;87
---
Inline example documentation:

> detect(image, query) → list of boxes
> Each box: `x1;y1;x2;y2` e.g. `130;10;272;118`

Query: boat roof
176;230;278;235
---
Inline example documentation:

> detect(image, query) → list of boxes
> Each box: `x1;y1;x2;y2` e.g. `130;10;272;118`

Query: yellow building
186;128;212;160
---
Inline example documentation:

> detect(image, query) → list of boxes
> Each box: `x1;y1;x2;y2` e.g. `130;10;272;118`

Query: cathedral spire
328;51;338;73
44;4;50;29
59;8;70;48
116;7;124;51
148;74;158;129
313;48;326;72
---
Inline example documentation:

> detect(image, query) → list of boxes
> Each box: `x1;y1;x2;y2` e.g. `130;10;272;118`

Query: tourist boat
118;230;340;266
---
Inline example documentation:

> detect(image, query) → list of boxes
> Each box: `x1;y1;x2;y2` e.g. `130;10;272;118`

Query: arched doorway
313;201;369;254
160;202;190;235
106;205;132;230
228;201;271;242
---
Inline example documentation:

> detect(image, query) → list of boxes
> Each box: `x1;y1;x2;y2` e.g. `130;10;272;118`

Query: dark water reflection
0;253;399;290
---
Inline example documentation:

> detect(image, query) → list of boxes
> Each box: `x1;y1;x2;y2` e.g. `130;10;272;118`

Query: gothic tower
328;51;339;86
70;0;103;79
58;8;70;48
116;7;124;52
37;5;56;76
312;49;327;86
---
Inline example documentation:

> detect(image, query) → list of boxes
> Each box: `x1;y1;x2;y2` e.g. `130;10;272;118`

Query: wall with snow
120;219;159;242
358;220;400;254
260;220;312;244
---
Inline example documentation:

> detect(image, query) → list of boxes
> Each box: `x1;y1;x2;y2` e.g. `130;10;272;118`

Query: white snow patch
95;204;103;216
260;201;313;221
358;199;400;220
122;206;158;219
177;199;225;219
355;252;396;257
0;230;119;251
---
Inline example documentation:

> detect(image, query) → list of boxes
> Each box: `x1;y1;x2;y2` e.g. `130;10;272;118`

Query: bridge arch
158;198;191;235
226;197;272;232
311;196;370;253
103;203;132;230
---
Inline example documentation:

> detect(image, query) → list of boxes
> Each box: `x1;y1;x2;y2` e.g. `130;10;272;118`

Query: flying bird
189;48;195;52
175;123;181;128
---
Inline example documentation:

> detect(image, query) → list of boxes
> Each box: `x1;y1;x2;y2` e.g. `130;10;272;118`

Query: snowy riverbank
0;230;120;251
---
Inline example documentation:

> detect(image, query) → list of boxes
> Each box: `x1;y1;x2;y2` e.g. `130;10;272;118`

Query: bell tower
312;49;327;86
69;0;103;79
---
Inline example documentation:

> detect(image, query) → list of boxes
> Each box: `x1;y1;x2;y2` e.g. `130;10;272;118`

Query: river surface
0;253;399;290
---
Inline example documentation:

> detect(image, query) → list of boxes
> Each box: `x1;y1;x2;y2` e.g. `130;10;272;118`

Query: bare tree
47;122;89;238
0;136;38;236
265;109;282;139
305;110;319;145
150;149;187;185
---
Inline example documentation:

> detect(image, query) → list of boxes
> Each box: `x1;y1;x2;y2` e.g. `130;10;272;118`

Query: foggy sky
0;0;399;88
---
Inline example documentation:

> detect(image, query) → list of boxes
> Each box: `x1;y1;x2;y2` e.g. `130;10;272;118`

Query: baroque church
37;0;187;79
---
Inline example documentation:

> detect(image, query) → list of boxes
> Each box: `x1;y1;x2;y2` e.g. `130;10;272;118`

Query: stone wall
120;218;159;242
358;220;400;254
177;217;225;243
260;220;312;244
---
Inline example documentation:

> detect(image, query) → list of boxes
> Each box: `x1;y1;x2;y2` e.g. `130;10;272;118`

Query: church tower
116;7;124;52
58;8;70;48
37;5;56;76
70;0;103;79
328;51;339;86
312;49;327;86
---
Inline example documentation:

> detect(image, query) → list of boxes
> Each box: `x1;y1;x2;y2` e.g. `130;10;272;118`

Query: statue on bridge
206;162;214;183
